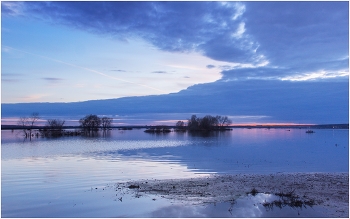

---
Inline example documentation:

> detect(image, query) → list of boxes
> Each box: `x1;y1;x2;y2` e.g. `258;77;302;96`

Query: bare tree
79;114;101;131
28;113;40;129
17;116;29;137
101;117;113;130
47;119;65;129
17;113;40;138
41;119;65;136
217;115;232;128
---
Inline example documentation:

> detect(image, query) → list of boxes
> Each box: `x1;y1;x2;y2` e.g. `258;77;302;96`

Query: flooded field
1;128;348;217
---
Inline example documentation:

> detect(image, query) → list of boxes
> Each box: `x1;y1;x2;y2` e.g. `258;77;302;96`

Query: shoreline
121;172;349;217
1;123;348;130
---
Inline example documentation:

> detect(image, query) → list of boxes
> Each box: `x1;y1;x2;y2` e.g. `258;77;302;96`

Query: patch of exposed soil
120;173;348;217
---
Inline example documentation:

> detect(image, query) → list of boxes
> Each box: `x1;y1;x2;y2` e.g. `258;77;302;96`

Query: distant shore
1;123;349;130
120;172;349;217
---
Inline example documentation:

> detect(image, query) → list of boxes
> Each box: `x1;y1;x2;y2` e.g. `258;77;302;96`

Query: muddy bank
120;173;348;217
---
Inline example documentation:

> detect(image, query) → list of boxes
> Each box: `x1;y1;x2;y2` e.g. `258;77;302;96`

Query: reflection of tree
145;126;171;133
40;119;65;137
187;130;220;137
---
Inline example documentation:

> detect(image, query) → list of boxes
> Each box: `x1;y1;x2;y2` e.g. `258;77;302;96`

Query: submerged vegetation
40;119;66;137
261;189;317;211
17;112;40;139
16;113;113;139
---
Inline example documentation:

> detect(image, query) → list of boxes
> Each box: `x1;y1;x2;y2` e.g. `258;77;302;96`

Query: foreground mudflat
121;173;348;217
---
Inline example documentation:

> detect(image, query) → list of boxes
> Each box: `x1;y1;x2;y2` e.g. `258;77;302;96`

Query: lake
1;128;348;217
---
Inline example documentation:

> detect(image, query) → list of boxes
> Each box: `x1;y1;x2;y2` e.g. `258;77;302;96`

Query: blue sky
1;1;349;125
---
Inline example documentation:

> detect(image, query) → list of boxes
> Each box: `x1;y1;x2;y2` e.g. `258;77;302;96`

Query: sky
1;1;349;125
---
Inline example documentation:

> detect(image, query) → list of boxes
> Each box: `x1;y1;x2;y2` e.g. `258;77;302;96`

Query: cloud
1;2;24;16
280;69;349;81
220;67;349;82
42;77;64;83
1;79;21;83
231;22;245;39
110;69;126;72
2;2;347;82
243;2;349;73
2;79;348;124
206;65;215;69
1;0;348;123
4;45;165;93
1;73;23;83
151;71;168;74
2;2;260;64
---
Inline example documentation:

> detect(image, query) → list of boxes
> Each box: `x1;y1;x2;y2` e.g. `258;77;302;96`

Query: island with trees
144;114;232;133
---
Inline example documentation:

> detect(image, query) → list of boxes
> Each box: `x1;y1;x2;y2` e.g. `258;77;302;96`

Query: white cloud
232;3;246;20
1;2;24;16
280;69;349;81
219;2;245;20
232;22;246;39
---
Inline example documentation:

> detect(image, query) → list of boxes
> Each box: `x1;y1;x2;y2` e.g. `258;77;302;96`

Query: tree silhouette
17;112;40;138
184;114;232;131
187;115;200;130
216;115;232;128
79;114;101;131
101;117;113;130
41;119;65;136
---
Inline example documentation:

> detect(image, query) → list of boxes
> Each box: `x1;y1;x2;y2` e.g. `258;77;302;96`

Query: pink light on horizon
229;122;316;126
1;116;316;127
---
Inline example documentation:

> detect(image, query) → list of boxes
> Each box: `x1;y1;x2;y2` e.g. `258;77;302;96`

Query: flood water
1;128;348;217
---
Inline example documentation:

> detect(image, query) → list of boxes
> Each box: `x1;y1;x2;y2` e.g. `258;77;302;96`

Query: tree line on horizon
17;113;233;138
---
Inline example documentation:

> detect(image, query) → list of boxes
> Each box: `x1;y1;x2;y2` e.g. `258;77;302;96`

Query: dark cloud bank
4;1;345;70
1;1;348;124
2;80;348;124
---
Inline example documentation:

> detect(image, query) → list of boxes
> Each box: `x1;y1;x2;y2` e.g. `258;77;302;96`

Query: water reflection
2;129;348;174
1;128;348;217
147;193;328;218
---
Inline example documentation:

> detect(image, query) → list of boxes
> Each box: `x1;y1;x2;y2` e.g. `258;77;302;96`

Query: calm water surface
1;128;348;217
